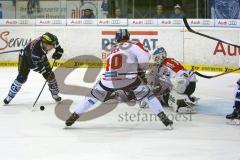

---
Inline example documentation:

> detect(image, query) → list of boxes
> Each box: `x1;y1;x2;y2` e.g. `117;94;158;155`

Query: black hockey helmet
41;32;58;45
115;29;130;42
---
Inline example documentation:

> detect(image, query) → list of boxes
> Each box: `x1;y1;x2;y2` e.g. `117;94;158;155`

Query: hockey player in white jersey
65;29;173;128
147;47;198;113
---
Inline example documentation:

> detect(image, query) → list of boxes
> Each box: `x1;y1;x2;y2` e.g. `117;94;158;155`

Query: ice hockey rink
0;67;239;160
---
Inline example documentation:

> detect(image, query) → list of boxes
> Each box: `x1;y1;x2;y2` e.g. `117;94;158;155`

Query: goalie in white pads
147;47;198;113
65;29;173;128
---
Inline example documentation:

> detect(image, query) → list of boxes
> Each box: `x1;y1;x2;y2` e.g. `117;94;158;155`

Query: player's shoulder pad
129;40;148;52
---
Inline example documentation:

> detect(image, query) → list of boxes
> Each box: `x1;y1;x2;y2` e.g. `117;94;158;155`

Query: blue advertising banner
211;0;240;19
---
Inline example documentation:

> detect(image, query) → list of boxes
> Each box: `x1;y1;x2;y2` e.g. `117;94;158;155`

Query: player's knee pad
168;90;195;113
8;79;23;98
16;74;28;84
48;77;59;96
91;81;112;102
132;84;150;101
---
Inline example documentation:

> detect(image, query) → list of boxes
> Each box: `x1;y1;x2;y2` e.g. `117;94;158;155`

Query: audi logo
111;20;121;24
228;21;237;25
144;20;153;24
83;20;93;24
52;20;62;24
19;20;28;24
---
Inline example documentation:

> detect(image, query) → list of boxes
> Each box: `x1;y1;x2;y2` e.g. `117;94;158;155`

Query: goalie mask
152;47;167;64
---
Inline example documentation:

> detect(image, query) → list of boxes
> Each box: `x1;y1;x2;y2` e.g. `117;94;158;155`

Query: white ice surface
0;68;240;160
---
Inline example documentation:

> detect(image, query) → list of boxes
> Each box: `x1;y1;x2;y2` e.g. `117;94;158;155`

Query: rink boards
0;25;240;71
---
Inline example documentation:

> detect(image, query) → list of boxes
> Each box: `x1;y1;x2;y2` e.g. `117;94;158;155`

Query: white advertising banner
214;19;240;28
128;19;158;27
35;19;66;26
0;19;35;26
185;19;214;27
0;26;240;68
97;19;128;26
67;19;98;26
158;19;184;27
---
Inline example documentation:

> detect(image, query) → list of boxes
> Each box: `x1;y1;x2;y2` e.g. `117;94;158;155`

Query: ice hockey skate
226;107;240;125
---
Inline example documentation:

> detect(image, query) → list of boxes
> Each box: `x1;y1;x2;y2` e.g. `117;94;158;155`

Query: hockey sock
142;92;165;114
7;79;23;99
234;87;240;108
48;78;59;96
74;96;99;115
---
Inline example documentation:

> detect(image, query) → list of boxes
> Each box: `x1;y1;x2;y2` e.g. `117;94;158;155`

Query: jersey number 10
106;54;123;71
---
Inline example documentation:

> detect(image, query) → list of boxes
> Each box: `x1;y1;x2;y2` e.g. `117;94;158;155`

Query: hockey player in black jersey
3;32;64;105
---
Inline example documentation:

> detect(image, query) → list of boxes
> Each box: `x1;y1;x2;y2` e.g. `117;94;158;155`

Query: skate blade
226;119;240;125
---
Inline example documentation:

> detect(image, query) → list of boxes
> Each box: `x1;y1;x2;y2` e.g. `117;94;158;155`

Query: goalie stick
183;17;240;48
194;68;240;79
183;17;240;78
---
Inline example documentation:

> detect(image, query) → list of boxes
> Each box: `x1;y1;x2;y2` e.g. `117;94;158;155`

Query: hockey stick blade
194;68;240;79
183;17;240;48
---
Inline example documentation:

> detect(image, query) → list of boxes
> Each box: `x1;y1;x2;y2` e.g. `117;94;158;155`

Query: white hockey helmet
152;46;167;64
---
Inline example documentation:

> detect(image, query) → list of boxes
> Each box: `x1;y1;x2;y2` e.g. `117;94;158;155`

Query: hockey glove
52;46;63;60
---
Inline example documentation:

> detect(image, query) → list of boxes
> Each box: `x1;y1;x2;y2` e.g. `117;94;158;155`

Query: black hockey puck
40;106;45;111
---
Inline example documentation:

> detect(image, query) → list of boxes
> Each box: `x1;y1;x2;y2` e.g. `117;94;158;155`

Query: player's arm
52;35;64;60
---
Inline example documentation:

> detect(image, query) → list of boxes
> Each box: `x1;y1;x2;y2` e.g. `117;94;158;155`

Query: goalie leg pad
184;82;196;96
172;77;189;94
168;90;196;113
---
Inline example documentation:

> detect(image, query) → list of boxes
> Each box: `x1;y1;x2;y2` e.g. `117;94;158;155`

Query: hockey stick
0;49;21;55
183;17;240;48
194;68;240;79
32;60;56;110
